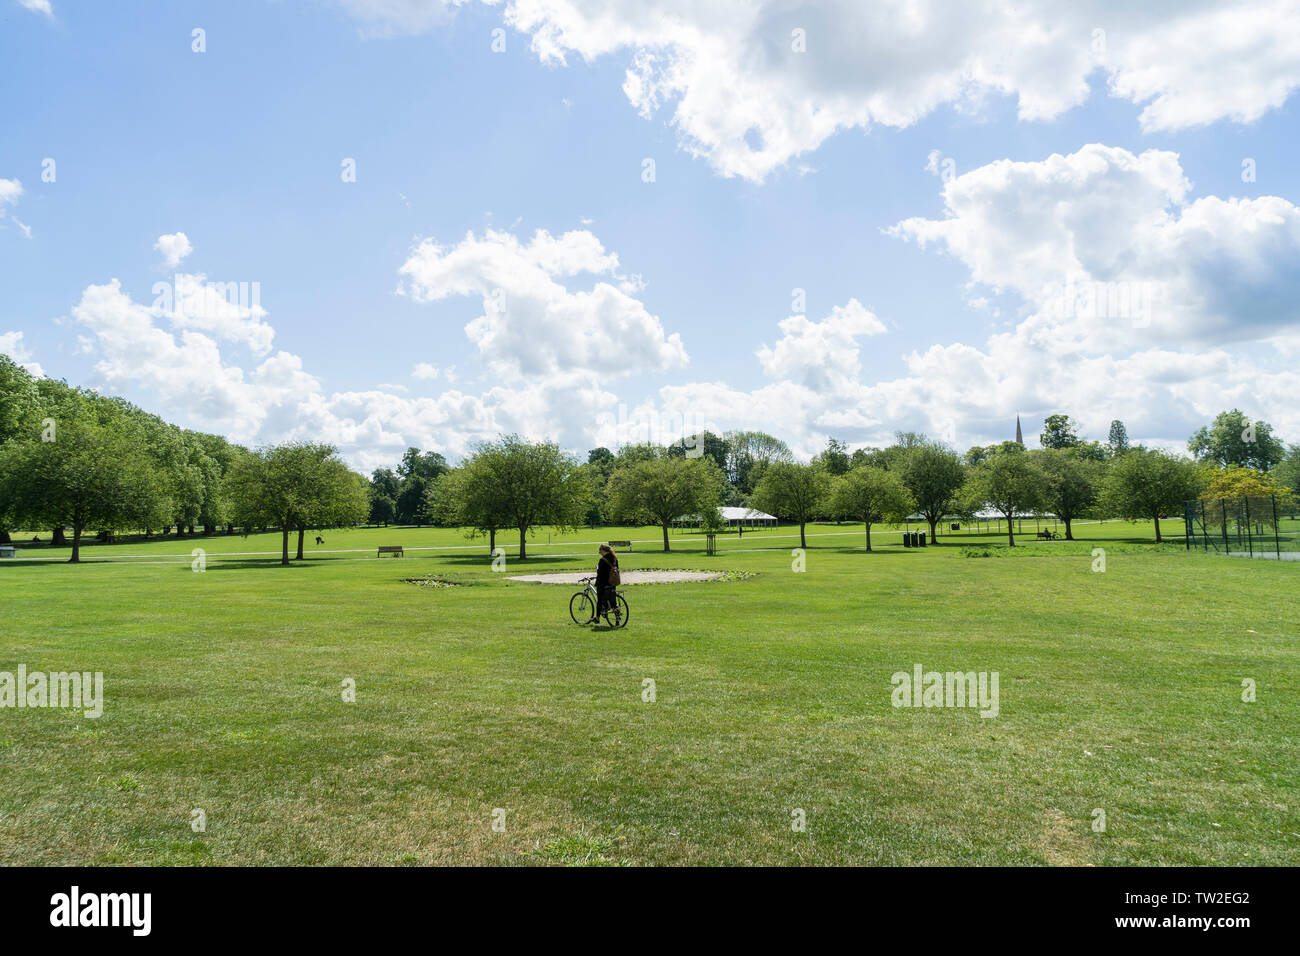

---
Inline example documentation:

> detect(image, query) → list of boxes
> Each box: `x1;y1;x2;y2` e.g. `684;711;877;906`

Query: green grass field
1;518;1297;866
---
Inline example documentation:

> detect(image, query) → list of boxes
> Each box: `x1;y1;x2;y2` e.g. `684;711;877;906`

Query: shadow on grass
205;560;321;571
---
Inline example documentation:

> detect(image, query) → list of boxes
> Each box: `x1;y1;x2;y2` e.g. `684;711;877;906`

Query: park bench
608;540;633;551
0;546;15;558
377;545;404;557
1036;529;1059;540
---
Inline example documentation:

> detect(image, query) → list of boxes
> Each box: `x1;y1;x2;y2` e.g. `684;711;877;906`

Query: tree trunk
296;528;305;560
226;524;233;535
1006;513;1015;547
1153;515;1162;543
865;522;872;551
1063;517;1073;540
0;529;9;545
800;522;807;549
489;528;495;553
69;525;82;563
662;524;670;552
928;517;938;542
281;528;290;566
52;526;67;546
519;526;527;560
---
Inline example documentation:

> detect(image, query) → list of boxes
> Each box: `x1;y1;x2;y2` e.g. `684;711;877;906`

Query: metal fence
1184;495;1300;559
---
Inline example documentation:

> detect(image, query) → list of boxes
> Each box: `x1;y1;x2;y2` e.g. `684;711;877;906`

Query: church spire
1015;415;1023;445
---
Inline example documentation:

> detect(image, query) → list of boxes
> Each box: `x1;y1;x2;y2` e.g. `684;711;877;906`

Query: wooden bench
377;545;404;557
608;540;632;551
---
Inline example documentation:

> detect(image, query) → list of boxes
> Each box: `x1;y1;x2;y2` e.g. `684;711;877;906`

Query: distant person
315;536;324;546
595;545;619;619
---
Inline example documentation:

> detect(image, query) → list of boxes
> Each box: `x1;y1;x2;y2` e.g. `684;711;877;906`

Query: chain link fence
1184;495;1300;559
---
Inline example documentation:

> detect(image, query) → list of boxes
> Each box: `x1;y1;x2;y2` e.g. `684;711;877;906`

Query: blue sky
3;0;1299;469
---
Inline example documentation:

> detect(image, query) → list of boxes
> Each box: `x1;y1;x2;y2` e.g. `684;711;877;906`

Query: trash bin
919;531;927;547
902;531;911;547
951;522;960;531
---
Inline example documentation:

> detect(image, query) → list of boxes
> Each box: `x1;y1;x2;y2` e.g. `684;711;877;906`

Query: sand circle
505;570;726;585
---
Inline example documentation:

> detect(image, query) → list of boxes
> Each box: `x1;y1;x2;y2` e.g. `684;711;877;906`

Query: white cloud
343;1;1300;181
17;0;54;19
889;144;1300;349
757;298;886;393
0;331;44;377
398;227;688;380
0;178;31;238
154;232;194;269
602;144;1300;457
163;272;275;356
412;362;440;379
52;146;1300;467
64;272;617;468
0;179;22;210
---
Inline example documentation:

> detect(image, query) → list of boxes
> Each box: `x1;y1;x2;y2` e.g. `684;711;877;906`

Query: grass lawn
1;518;1296;865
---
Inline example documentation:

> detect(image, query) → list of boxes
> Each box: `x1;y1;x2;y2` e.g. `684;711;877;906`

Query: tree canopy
608;456;724;551
752;461;829;549
829;465;914;551
1188;409;1285;471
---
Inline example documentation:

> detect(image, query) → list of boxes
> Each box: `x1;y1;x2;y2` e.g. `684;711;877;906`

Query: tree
226;442;365;565
964;449;1048;547
441;462;510;553
582;447;617;526
900;442;966;543
829;466;914;551
1107;420;1129;457
292;455;369;559
725;430;792;495
1273;445;1300;499
752;462;829;549
607;456;724;552
458;436;588;559
1101;448;1203;542
811;438;851;477
667;430;729;474
370;467;401;501
0;410;169;562
0;353;40;447
394;448;449;525
1188;409;1285;471
370;494;396;526
1201;465;1293;503
0;354;41;544
1040;414;1081;449
1031;448;1101;540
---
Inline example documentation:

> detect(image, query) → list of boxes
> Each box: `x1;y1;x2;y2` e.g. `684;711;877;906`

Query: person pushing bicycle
595;545;620;618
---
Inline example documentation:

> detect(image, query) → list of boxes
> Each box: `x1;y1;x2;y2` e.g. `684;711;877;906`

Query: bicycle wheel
604;593;630;629
570;590;595;625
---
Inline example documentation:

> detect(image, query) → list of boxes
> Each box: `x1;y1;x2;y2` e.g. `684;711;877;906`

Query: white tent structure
674;506;778;530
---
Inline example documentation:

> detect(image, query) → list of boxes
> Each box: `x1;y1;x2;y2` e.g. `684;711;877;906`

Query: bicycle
569;575;629;628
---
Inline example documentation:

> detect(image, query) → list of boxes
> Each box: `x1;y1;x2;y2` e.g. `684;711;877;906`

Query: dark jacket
595;552;618;588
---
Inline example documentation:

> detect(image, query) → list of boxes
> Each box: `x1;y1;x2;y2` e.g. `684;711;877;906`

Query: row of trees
0;355;368;563
412;411;1298;555
6;347;1296;560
